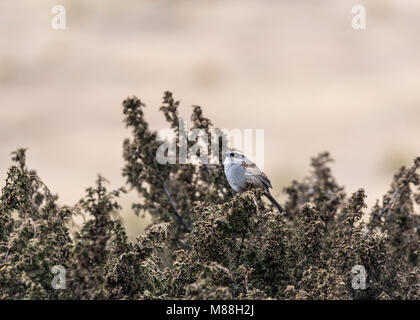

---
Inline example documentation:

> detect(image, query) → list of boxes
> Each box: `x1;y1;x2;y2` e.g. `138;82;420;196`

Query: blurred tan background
1;0;419;239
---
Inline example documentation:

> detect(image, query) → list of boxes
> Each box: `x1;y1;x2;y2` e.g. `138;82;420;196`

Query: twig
163;181;192;232
378;187;399;219
236;230;247;265
0;250;11;268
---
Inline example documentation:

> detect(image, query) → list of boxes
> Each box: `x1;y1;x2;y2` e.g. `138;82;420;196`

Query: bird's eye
230;152;234;157
241;154;244;158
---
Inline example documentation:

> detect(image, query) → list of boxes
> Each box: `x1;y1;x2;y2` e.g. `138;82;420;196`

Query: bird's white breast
224;162;247;193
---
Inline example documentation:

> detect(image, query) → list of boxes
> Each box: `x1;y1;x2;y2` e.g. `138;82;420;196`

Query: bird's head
223;150;245;166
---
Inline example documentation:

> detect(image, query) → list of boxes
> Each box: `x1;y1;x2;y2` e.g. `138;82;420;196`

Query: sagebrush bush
0;92;419;300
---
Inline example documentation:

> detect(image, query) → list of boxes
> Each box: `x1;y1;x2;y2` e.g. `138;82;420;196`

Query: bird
223;150;285;213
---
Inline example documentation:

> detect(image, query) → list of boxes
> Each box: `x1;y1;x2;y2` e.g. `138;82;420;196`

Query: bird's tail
265;192;285;214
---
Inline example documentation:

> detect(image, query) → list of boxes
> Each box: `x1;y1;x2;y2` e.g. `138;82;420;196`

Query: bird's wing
241;160;272;189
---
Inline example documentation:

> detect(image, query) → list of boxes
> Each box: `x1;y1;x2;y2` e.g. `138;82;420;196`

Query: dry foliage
0;92;419;299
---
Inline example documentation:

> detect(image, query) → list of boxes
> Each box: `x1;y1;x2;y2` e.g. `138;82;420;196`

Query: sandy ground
1;0;419;239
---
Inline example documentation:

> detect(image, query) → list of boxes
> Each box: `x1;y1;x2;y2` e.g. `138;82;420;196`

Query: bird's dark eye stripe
230;152;234;157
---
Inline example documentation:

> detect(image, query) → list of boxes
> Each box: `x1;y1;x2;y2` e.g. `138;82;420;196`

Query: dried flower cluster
0;92;418;299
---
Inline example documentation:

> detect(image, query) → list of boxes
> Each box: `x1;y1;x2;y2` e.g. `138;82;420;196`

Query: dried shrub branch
0;92;418;300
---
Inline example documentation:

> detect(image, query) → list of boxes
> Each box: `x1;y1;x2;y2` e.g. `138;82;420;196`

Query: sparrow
223;150;285;213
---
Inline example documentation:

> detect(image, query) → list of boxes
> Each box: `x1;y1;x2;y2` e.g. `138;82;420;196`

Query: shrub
0;92;418;299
